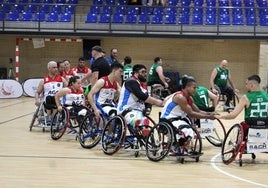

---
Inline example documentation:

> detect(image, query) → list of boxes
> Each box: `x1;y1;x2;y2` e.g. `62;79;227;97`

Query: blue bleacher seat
115;6;126;15
206;0;216;7
6;11;19;21
40;5;51;13
219;13;230;25
206;13;216;24
259;8;268;16
219;0;229;6
90;5;101;14
127;7;139;15
118;0;128;5
21;11;32;21
19;0;29;3
138;14;150;24
232;14;244;25
99;13;111;23
26;4;38;13
257;0;267;7
125;14;137;23
31;0;41;3
6;0;16;3
192;13;203;24
166;7;177;15
153;7;164;15
92;0;103;5
245;8;255;16
64;5;75;14
167;0;178;6
43;0;53;3
206;7;216;15
33;12;46;22
178;14;190;24
246;14;256;25
219;8;229;15
233;8;243;15
151;14;163;24
105;0;115;5
2;4;12;13
232;0;242;7
165;14;177;24
14;4;24;13
85;13;98;23
112;13;124;23
57;0;66;3
193;7;203;15
140;6;152;15
260;14;268;26
47;12;59;22
181;7;190;16
244;0;255;7
69;0;78;4
52;5;62;14
60;12;71;22
102;5;113;14
181;0;191;6
194;0;203;6
0;12;5;21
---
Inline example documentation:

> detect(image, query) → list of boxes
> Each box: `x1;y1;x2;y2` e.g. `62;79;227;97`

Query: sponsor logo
249;143;267;150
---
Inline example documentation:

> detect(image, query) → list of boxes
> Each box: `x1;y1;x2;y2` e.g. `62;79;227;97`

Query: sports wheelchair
29;101;53;132
150;84;171;100
195;118;226;147
145;118;202;163
50;105;92;140
101;109;156;157
221;118;268;166
214;85;239;113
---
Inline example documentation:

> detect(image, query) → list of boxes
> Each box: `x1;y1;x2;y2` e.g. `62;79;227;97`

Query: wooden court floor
0;96;268;188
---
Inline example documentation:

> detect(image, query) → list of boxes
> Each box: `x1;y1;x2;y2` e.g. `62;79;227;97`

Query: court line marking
0;113;32;125
211;153;268;188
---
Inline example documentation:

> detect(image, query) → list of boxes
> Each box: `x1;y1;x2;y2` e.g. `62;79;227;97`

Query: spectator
72;57;91;89
105;48;119;66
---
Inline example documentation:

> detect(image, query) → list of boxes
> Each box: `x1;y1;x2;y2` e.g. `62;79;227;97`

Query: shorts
44;96;56;109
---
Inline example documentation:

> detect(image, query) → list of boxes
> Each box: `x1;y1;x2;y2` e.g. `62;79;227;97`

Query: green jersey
147;63;161;86
193;86;210;109
214;66;229;87
123;65;133;81
245;91;268;119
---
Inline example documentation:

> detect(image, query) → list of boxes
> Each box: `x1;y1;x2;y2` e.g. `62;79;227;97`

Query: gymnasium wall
0;36;263;94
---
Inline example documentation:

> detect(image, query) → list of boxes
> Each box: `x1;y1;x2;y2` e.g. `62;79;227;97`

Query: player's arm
35;80;44;106
55;88;70;111
210;68;218;94
156;66;168;88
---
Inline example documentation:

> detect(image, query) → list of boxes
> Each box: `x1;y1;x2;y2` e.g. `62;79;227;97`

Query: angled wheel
30;103;45;131
146;121;173;162
188;127;202;162
78;112;105;149
101;115;126;155
221;124;243;165
50;107;69;140
205;119;226;147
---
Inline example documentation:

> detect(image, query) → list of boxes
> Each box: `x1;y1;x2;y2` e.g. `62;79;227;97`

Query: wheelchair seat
245;117;268;129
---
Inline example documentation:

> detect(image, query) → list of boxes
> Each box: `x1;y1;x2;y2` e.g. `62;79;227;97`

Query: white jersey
95;76;118;107
43;75;64;100
161;91;192;120
62;87;85;106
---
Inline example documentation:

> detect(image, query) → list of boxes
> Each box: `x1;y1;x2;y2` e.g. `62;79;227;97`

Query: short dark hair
124;56;132;65
154;57;161;63
92;45;103;53
181;75;196;89
132;64;146;75
79;57;86;61
248;74;261;84
110;62;123;71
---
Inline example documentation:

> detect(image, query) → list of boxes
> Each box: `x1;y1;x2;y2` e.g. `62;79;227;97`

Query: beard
138;75;147;83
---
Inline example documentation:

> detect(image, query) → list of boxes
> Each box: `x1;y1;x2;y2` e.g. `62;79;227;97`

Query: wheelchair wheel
188;127;202;162
30;103;46;131
101;115;126;155
145;121;173;162
221;123;244;165
30;103;42;131
78;112;105;149
205;119;226;147
50;107;69;140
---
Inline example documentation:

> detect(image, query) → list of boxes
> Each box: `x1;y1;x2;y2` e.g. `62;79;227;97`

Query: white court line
211;153;268;188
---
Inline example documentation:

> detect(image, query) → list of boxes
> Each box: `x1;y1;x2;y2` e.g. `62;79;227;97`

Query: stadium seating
0;12;4;21
99;13;111;23
165;14;177;24
139;14;150;24
125;14;137;24
21;11;33;21
85;13;98;23
33;12;46;22
6;11;19;21
151;14;163;24
115;6;127;15
60;12;72;22
112;13;124;23
47;12;59;22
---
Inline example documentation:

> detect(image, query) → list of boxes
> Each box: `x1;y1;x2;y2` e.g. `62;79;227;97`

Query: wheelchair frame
29;102;50;132
221;119;268;166
50;105;92;140
101;112;156;157
145;119;203;163
150;84;171;100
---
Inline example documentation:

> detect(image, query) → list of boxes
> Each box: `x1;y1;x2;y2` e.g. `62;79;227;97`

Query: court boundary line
211;153;268;188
